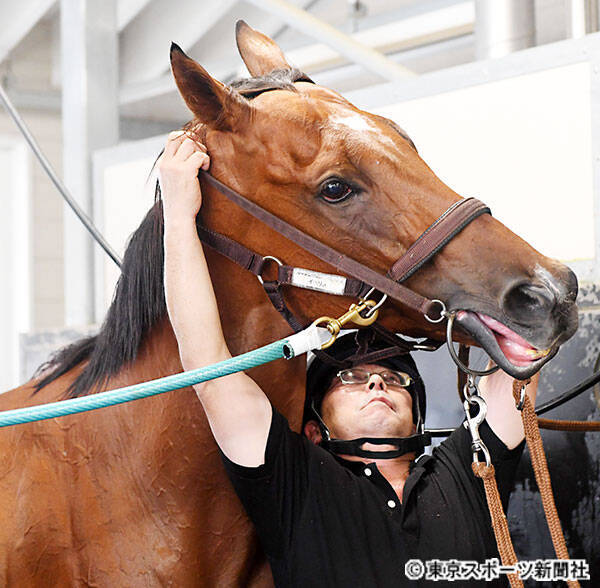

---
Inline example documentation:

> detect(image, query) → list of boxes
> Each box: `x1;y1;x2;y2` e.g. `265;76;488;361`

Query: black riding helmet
303;329;431;459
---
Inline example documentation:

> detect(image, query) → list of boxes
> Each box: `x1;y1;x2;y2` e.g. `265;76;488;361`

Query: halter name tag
291;268;347;295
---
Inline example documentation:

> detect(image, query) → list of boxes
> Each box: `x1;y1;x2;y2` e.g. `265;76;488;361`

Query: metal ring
256;255;283;285
516;385;527;411
445;312;499;377
424;299;448;323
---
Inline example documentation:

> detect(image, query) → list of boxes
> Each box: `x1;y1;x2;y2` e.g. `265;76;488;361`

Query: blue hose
0;339;291;428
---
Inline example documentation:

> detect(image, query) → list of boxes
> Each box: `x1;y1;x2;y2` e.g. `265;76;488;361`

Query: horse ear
170;43;249;131
235;20;292;77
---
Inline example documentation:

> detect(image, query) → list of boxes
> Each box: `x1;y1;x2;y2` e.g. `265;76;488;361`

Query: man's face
319;363;416;441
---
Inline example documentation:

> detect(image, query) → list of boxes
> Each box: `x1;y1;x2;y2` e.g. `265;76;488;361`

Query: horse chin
454;310;558;380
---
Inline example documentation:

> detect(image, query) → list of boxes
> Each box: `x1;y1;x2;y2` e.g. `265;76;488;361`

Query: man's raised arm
160;131;272;466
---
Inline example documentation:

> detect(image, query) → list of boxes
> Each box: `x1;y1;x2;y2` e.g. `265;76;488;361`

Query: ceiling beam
0;0;56;64
121;1;473;105
279;1;473;75
120;0;236;85
118;0;154;31
242;0;414;81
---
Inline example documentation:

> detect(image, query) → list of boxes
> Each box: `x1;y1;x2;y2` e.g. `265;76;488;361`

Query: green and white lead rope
0;326;331;428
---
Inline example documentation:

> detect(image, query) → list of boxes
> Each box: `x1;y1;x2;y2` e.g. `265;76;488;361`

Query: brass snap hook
311;300;378;349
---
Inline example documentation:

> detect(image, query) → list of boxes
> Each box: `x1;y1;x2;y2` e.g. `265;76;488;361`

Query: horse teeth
527;348;550;359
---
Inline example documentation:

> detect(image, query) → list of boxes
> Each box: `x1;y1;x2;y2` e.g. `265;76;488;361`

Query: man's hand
158;130;210;226
478;363;540;449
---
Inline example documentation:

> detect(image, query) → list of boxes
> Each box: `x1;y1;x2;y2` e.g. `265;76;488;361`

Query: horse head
169;21;578;381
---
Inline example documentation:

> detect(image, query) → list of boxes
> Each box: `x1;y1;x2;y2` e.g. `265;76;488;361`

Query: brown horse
0;22;578;586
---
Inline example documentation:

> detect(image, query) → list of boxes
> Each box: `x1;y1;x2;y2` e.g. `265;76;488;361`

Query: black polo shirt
221;406;524;587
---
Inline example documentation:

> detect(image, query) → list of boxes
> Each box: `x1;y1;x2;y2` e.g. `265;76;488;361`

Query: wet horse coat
0;22;578;586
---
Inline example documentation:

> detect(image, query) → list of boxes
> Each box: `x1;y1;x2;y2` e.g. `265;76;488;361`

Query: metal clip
462;393;491;467
359;288;388;318
516;384;527;411
311;300;378;349
463;374;478;401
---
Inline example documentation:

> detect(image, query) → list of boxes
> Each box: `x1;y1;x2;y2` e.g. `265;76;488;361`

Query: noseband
198;171;490;327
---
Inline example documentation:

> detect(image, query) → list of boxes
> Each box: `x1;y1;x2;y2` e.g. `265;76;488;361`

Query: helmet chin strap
310;400;432;460
320;434;432;459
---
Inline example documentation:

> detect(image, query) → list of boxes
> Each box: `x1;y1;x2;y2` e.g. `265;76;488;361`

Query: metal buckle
256;256;283;284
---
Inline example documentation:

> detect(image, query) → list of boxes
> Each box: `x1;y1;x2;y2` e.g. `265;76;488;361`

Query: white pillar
475;0;535;60
568;0;587;38
60;0;118;326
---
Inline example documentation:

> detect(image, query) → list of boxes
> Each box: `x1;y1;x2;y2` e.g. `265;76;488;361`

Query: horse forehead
254;91;397;153
323;110;398;152
327;111;379;133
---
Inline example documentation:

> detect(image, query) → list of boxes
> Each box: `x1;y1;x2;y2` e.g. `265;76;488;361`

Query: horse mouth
454;310;557;379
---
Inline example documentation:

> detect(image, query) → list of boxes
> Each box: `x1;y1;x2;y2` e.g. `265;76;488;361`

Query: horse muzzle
451;266;579;379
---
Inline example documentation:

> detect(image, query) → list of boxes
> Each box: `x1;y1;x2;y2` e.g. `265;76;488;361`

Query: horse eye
319;179;355;203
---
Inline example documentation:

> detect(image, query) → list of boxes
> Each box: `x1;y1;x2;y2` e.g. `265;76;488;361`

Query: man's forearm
164;218;230;370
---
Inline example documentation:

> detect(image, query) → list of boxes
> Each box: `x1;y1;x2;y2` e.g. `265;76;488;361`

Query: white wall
374;61;595;263
0;137;30;390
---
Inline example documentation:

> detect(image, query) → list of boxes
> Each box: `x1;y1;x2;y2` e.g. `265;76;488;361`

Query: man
160;131;536;586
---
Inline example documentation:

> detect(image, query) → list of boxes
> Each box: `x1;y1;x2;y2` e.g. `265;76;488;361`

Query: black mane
34;193;167;398
34;68;313;398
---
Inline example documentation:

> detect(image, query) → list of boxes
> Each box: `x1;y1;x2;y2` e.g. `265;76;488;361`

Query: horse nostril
565;267;579;301
502;282;556;324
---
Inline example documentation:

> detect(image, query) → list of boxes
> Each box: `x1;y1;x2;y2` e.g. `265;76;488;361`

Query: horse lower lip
454;311;553;378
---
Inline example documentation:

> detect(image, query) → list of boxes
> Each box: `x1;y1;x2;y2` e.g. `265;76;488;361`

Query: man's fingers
184;131;207;152
164;130;187;157
175;137;199;160
161;129;209;173
187;150;210;171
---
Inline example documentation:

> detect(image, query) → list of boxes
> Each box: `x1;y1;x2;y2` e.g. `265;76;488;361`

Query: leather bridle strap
196;224;367;297
201;172;491;318
389;198;491;282
197;224;351;335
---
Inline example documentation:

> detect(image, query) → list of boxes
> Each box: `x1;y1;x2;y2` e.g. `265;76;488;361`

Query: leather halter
198;171;491;323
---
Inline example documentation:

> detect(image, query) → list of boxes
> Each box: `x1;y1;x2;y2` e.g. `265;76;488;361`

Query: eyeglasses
335;368;412;388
